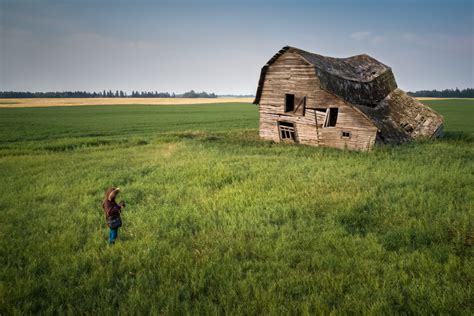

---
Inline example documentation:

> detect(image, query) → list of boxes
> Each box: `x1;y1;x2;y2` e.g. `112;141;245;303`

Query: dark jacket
102;187;122;226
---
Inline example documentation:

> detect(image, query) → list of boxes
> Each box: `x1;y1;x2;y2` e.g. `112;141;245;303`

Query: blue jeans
109;228;118;244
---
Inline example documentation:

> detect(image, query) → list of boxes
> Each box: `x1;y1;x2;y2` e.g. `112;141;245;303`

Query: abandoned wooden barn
253;46;444;151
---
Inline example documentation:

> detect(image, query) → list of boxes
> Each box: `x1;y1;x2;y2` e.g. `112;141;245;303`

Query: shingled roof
253;46;398;106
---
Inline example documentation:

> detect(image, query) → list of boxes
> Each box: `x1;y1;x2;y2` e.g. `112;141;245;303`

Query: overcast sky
0;0;472;94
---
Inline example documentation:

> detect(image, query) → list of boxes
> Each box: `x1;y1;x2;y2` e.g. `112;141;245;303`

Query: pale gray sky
0;0;473;94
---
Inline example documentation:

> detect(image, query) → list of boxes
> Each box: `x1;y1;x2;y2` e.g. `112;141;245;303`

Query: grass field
1;99;473;314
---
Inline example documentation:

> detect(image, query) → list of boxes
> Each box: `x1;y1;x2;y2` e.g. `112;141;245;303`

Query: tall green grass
1;101;473;314
421;99;474;133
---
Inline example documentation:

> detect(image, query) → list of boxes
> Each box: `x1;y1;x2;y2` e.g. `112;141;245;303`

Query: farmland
0;97;254;108
1;99;473;314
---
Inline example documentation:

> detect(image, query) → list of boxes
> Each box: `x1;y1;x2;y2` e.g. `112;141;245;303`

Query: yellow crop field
0;97;253;108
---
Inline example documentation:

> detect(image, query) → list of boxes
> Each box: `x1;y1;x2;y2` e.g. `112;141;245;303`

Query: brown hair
103;187;119;205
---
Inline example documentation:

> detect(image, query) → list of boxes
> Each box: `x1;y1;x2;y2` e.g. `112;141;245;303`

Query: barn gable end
258;49;377;151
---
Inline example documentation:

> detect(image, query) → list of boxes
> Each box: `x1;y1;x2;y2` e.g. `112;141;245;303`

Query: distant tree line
0;90;217;98
407;88;474;98
181;90;217;98
3;88;471;99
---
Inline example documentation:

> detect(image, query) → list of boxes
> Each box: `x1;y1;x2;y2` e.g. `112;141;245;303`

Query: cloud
351;31;371;40
351;31;386;44
371;35;386;44
402;33;417;42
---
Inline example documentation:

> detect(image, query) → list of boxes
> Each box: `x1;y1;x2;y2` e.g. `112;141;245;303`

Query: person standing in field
102;187;125;245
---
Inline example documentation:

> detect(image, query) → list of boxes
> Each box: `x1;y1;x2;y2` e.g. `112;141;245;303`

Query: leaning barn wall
259;52;378;151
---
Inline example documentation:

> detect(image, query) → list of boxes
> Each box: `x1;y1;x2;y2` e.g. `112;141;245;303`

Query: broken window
278;121;296;141
285;94;295;112
341;131;351;139
314;108;327;127
324;108;338;127
401;122;414;133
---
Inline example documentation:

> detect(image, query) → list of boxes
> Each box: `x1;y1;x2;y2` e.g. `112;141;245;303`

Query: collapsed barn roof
253;46;397;106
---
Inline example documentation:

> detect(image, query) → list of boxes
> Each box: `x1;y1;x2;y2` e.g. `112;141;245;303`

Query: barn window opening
278;121;296;141
401;122;414;133
324;108;338;127
285;94;295;112
294;96;306;116
341;131;351;139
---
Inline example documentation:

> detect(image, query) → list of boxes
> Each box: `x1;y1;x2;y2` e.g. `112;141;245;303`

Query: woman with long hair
102;187;125;245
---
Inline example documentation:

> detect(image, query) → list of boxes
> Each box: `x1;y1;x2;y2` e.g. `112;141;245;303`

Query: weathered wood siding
259;51;377;151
